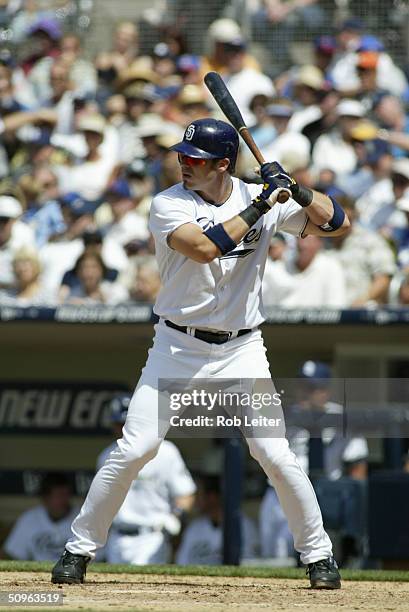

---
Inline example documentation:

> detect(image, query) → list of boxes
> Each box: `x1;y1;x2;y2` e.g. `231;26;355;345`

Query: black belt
165;320;253;345
114;525;157;536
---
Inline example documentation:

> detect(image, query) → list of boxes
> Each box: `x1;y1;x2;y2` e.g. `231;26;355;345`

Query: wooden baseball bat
204;71;290;203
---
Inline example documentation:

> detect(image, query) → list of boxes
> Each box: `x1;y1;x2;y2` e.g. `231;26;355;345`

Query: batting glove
260;161;295;191
255;162;292;206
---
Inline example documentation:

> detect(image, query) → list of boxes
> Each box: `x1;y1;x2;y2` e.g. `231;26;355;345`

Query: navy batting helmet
170;118;239;172
110;393;131;424
299;361;331;380
298;361;331;389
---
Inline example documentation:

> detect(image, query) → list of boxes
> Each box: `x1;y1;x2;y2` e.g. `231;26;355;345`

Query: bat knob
277;190;290;204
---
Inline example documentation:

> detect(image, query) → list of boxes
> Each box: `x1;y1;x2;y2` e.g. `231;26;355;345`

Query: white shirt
261;132;311;169
51;125;120;167
268;252;347;308
355;179;406;233
0;285;56;306
221;69;275;125
328;225;396;305
176;514;258;565
355;178;394;229
312;132;357;175
39;238;128;297
0;220;35;285
3;505;78;561
97;440;196;529
149;178;308;331
330;51;408;97
56;155;116;201
262;258;295;307
288;106;322;134
104;211;149;247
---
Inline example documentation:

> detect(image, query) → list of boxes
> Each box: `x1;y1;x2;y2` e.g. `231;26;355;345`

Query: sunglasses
178;153;207;167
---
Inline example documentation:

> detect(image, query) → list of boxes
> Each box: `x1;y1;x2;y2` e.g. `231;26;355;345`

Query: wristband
239;198;271;228
203;223;237;255
318;197;346;232
291;184;313;207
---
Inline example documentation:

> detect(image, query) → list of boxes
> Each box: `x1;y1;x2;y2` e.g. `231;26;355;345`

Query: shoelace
306;558;333;576
63;552;88;566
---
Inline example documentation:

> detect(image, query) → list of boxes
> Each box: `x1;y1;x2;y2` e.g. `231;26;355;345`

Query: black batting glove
261;162;313;208
260;162;295;191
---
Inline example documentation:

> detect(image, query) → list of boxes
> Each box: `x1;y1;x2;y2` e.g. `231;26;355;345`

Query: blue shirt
389;116;409;159
22;200;66;247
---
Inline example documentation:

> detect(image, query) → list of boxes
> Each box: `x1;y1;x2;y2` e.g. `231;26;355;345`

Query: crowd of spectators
1;3;409;309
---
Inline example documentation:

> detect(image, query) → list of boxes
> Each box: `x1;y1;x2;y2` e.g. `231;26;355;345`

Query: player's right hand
255;163;292;207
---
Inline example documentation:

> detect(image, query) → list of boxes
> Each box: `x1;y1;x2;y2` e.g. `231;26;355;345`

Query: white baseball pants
105;530;170;565
66;320;333;564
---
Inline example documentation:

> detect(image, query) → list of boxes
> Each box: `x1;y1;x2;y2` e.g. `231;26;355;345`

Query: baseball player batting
52;118;349;588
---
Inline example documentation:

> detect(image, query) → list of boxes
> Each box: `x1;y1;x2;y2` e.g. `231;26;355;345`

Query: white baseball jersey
97;440;196;529
149;177;308;331
176;514;258;565
3;505;78;561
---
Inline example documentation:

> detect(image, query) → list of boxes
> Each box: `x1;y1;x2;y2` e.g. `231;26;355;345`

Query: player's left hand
254;162;292;205
260;162;295;191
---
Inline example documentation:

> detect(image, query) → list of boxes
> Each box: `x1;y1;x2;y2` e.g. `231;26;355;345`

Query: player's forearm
201;196;282;262
170;209;262;263
169;222;240;263
170;186;282;263
303;190;335;226
196;215;256;262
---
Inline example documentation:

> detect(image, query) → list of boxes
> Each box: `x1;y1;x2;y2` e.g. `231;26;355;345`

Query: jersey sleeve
149;191;198;246
165;445;197;498
276;198;308;237
3;511;34;560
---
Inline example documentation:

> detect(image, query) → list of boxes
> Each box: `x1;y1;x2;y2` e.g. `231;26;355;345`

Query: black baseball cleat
51;549;90;585
306;557;341;589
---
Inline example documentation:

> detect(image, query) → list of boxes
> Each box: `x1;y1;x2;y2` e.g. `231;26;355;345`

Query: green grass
0;560;409;582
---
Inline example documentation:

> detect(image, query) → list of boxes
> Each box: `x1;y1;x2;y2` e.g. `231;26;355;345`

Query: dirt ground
1;571;409;612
